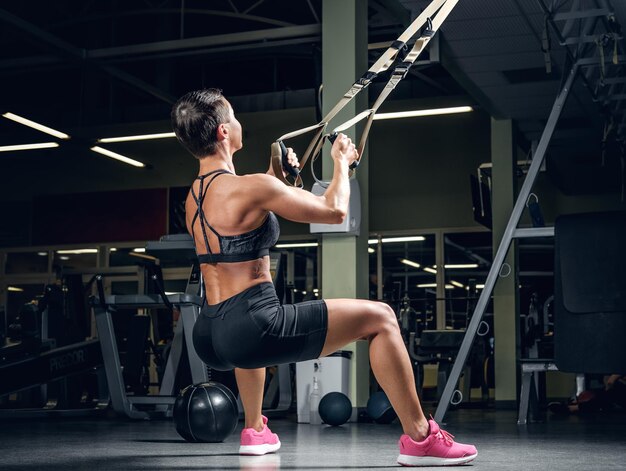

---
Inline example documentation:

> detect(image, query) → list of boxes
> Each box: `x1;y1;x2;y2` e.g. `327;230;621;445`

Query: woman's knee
365;301;399;336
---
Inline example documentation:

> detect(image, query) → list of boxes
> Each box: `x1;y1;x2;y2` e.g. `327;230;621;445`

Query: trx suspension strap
271;0;459;187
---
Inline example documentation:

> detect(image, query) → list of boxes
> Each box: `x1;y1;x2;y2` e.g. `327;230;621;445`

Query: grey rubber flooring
0;409;625;470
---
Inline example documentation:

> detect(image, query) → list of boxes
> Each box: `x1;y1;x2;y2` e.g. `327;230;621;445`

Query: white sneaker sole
397;452;477;467
239;441;281;456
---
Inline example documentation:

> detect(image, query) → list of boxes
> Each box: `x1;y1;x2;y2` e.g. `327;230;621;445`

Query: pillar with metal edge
491;118;519;407
320;0;370;411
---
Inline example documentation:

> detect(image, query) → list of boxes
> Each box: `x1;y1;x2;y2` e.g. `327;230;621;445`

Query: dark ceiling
0;0;463;138
1;0;625;198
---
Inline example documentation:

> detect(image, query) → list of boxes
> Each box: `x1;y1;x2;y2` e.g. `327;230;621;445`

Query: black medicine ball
366;391;397;424
318;392;352;426
173;382;239;442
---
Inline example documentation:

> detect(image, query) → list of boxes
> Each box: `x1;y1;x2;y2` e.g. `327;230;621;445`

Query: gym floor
1;409;624;470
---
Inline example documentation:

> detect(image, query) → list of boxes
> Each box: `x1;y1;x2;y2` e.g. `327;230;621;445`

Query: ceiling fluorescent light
275;242;319;248
423;267;437;274
133;248;146;253
98;132;176;143
91;146;146;168
450;280;465;288
417;283;455;289
401;258;421;269
445;263;479;269
0;142;59;152
3;112;70;139
368;247;375;254
57;248;98;255
368;236;426;244
8;286;24;292
373;106;473;121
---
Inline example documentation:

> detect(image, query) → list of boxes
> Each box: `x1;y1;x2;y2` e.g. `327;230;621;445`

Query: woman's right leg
235;367;265;431
320;299;429;441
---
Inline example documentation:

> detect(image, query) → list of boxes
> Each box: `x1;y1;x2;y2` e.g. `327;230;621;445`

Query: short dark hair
171;89;231;159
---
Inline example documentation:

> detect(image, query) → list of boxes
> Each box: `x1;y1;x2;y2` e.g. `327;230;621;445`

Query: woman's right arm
250;133;359;224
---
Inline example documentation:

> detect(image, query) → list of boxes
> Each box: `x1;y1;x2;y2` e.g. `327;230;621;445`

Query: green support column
321;0;369;408
491;118;519;406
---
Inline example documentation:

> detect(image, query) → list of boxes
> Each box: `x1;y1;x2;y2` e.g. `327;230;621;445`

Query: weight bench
517;359;558;425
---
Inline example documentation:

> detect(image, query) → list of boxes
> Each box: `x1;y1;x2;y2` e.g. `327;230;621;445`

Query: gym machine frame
435;0;625;423
92;266;208;419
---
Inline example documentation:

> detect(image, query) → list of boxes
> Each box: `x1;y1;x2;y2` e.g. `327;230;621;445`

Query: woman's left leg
235;367;265;431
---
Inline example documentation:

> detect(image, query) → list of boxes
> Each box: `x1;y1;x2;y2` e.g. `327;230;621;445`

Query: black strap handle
327;133;360;170
278;141;300;178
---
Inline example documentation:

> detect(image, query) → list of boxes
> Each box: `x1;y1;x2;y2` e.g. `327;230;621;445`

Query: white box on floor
296;350;352;423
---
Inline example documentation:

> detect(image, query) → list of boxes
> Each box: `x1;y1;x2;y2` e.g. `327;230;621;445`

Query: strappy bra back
190;169;280;264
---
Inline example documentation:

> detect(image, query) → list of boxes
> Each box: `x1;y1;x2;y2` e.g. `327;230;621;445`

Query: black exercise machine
0;279;108;418
518;211;626;424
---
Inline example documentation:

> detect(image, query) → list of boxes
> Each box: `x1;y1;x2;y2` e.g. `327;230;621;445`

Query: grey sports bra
190;169;280;264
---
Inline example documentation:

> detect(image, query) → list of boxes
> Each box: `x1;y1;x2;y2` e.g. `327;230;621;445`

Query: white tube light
2;112;70;139
373;106;473;121
416;283;455;289
275;242;319;248
91;146;146;168
37;252;48;256
133;248;146;253
368;247;375;254
466;284;486;290
445;264;479;269
450;280;465;289
0;142;59;152
8;286;24;292
368;236;426;244
98;132;176;143
400;258;421;269
423;267;437;274
56;248;98;254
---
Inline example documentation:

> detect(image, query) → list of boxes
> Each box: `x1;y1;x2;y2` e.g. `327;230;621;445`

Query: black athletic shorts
193;282;328;371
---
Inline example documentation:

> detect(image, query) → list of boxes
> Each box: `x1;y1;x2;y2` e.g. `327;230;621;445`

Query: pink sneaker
239;415;281;456
397;419;477;466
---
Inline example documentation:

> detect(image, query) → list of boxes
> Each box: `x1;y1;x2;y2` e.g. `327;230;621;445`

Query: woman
171;89;477;466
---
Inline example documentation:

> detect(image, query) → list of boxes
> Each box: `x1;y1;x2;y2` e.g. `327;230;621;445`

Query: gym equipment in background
173;382;239;443
318;392;352;426
435;3;626;422
554;211;626;374
518;211;626;425
92;237;208;419
366;391;397;424
408;330;471;403
0;277;108;418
